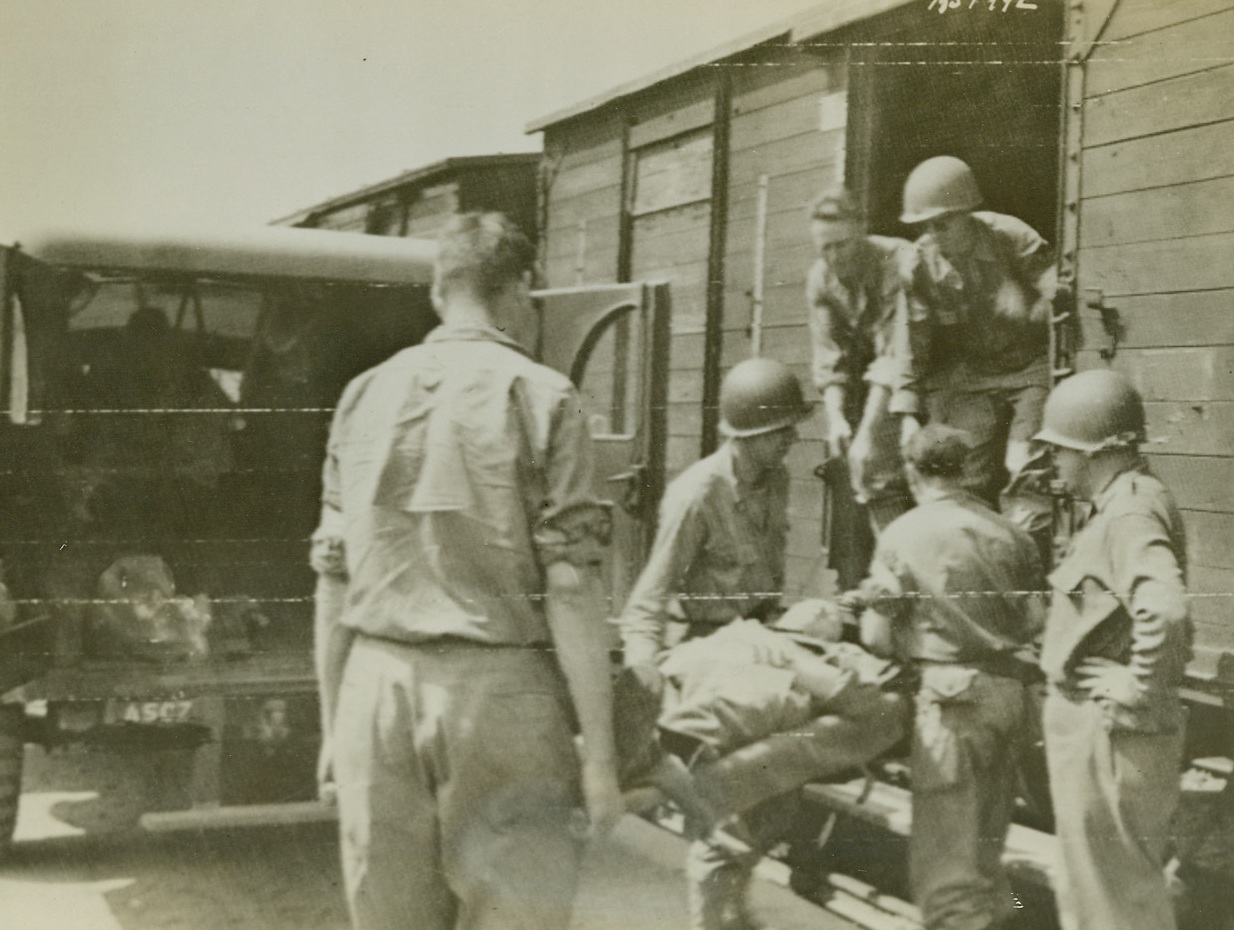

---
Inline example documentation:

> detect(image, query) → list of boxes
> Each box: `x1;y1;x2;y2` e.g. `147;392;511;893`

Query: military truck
0;224;669;849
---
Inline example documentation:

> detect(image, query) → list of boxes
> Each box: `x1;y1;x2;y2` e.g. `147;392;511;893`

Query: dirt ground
0;745;856;930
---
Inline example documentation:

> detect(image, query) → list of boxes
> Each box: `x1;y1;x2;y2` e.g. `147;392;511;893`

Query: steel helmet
719;358;813;437
1034;369;1146;453
900;156;983;224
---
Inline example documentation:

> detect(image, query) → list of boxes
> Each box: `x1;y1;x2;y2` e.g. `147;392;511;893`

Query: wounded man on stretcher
614;599;910;839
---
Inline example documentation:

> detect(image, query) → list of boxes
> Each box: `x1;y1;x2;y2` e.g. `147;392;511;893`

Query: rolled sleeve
531;388;612;569
1003;215;1054;283
321;406;344;512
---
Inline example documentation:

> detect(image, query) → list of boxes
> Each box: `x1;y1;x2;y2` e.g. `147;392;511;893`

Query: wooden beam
702;70;733;456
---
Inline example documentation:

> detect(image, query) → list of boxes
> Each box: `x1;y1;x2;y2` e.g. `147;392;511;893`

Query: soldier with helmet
619;356;812;930
1035;369;1192;930
620;356;812;669
894;156;1059;554
807;187;916;589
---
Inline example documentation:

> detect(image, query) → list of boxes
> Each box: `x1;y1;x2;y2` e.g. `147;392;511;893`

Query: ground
0;746;860;930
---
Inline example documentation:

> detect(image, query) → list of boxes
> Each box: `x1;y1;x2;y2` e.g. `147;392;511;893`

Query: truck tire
0;704;23;853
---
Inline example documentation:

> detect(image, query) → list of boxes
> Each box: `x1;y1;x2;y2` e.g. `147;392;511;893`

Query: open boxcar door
534;282;671;618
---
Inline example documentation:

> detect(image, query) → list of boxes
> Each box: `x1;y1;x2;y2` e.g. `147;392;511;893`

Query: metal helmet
719;358;813;438
900;156;983;224
1034;369;1146;453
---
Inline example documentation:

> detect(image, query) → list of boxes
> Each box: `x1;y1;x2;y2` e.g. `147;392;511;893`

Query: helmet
900;156;983;224
1034;369;1146;453
719;358;813;437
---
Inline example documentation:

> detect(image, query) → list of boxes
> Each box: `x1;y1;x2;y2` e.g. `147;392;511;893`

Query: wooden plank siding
1077;347;1234;402
1147;456;1234;513
1191;567;1234;656
1081;119;1234;199
311;202;368;233
1076;2;1234;664
1080;174;1234;250
1141;402;1234;457
534;74;718;488
541;111;625;289
1086;5;1234;98
720;52;845;597
541;47;847;598
1085;63;1234;149
1083;231;1234;296
290;158;538;241
1078;290;1234;349
1101;0;1234;44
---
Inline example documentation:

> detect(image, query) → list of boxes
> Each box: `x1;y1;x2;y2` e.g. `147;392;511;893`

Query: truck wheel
0;705;24;853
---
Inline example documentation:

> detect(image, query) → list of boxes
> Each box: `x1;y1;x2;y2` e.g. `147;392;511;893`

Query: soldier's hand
625;661;665;700
581;758;624;838
827;417;853;459
848;429;871;502
1077;658;1142;707
316;739;338;807
899;414;921;451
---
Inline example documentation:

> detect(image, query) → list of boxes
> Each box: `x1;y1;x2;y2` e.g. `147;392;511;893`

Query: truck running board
140;800;337;833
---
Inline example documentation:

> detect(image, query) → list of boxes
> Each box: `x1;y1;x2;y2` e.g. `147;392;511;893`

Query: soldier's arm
856;542;914;659
1108;511;1192;698
619;487;706;667
537;392;622;835
1006;216;1055;288
862;243;913;423
312;423;353;797
787;647;854;704
807;263;852;452
995;213;1058;315
888;250;929;419
807;262;846;400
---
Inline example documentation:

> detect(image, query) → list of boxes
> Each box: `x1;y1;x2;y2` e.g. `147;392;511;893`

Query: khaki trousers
333;636;583;930
1044;692;1182;930
686;687;909;930
925;384;1052;556
910;668;1026;930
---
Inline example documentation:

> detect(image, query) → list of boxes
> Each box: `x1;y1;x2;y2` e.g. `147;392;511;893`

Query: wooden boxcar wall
1074;0;1234;672
543;73;718;492
301;161;537;240
541;42;848;599
720;47;847;598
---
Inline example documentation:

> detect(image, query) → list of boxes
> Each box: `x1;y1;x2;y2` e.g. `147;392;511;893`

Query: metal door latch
1085;288;1124;361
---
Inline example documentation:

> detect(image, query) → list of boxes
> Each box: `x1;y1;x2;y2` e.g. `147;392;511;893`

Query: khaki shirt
620;443;788;666
656;620;877;754
861;490;1045;667
317;324;609;646
1041;465;1192;732
894;211;1056;414
807;235;913;417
